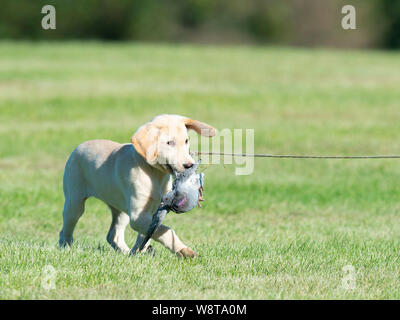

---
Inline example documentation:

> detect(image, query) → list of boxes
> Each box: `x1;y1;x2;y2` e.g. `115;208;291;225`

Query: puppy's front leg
131;233;152;254
129;212;198;258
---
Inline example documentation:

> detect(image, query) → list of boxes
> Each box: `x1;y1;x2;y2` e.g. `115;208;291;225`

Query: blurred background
1;0;399;49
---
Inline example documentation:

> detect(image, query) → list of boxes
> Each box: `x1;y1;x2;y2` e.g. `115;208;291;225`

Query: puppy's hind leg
106;206;130;254
59;155;88;248
59;197;86;247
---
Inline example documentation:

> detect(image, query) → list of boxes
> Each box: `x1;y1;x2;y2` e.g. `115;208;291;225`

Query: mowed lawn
1;42;400;299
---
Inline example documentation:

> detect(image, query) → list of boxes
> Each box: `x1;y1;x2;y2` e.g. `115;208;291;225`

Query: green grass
1;41;400;299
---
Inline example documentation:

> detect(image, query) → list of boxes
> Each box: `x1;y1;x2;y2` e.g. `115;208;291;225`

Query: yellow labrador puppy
59;114;216;258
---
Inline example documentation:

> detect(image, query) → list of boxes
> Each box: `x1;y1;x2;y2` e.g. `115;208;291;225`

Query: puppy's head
131;114;216;174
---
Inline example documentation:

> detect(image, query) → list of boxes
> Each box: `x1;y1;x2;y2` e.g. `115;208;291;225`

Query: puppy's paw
131;245;155;257
177;247;198;259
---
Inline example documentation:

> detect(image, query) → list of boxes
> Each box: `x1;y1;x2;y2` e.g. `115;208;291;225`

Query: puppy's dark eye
185;139;188;144
167;140;175;146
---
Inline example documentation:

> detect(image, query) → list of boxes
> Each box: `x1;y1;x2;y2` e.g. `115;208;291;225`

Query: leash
194;152;400;160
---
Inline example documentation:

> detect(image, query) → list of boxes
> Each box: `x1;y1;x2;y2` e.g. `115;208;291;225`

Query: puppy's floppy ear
131;123;159;163
183;118;216;137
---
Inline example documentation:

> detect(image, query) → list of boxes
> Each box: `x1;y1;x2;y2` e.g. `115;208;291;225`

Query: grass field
1;42;400;299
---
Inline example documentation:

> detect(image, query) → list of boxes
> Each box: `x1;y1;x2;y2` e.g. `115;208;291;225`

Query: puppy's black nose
183;162;194;169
